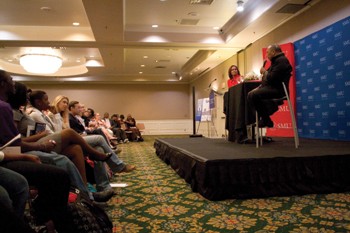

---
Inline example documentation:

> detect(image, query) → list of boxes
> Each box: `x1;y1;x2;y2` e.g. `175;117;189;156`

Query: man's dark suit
68;113;109;143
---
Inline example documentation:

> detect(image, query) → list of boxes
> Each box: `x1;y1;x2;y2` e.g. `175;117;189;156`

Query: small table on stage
224;81;261;142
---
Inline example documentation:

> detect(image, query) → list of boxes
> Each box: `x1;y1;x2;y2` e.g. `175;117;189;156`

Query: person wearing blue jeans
0;162;29;218
0;151;74;232
92;146;113;191
69;101;136;174
27;150;89;192
84;135;127;173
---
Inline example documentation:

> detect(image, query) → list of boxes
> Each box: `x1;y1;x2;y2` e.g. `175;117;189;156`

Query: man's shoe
263;137;274;143
116;164;136;174
114;148;122;154
110;140;118;147
238;137;249;144
92;189;115;202
92;201;109;209
258;119;274;128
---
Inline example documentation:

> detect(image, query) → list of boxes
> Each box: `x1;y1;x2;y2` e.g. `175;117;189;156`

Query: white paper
110;183;128;187
26;125;34;137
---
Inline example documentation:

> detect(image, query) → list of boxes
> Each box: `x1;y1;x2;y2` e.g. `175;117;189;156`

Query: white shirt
103;118;111;128
47;112;64;133
29;108;55;134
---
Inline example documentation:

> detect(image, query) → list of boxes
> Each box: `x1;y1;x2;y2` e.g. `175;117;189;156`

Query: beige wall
27;83;190;120
25;0;349;131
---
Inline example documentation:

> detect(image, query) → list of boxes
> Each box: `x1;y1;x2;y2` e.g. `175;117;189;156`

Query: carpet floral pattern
107;135;350;233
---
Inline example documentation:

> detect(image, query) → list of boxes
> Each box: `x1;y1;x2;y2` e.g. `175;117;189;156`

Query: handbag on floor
67;188;113;233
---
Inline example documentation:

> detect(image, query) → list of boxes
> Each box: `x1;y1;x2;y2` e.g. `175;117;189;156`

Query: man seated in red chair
247;44;292;128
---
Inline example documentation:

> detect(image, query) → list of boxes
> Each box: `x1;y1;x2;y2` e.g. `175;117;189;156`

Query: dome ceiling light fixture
20;53;63;74
237;0;244;12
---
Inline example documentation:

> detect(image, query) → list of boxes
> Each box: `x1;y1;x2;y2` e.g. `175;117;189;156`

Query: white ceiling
0;0;319;84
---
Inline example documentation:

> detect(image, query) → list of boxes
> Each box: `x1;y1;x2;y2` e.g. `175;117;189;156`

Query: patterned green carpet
107;135;350;233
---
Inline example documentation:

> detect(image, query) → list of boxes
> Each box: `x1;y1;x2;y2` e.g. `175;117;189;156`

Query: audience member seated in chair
247;44;292;128
0;151;74;233
7;81;115;204
69;101;136;174
110;114;129;143
0;151;30;226
75;107;117;149
90;112;118;146
120;114;144;142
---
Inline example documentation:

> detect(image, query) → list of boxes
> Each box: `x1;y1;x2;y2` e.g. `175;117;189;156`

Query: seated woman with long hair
8;82;112;187
85;109;118;148
29;89;135;175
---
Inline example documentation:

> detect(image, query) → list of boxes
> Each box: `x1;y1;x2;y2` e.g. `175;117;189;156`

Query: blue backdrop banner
294;16;350;140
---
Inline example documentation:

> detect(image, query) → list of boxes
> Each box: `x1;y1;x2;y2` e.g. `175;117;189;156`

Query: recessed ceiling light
188;12;199;17
152;25;158;28
139;71;143;74
72;22;80;26
40;6;52;12
143;56;148;59
140;64;145;67
213;26;220;30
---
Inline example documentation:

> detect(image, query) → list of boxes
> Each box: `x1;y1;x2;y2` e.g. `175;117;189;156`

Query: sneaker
123;138;129;143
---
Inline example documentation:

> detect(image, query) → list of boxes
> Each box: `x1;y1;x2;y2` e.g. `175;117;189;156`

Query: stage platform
154;137;350;201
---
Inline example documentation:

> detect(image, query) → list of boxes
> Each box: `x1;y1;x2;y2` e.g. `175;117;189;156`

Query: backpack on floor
67;188;113;233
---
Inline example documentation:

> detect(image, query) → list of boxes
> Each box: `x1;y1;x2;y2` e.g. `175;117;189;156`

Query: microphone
208;78;217;88
263;59;267;67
